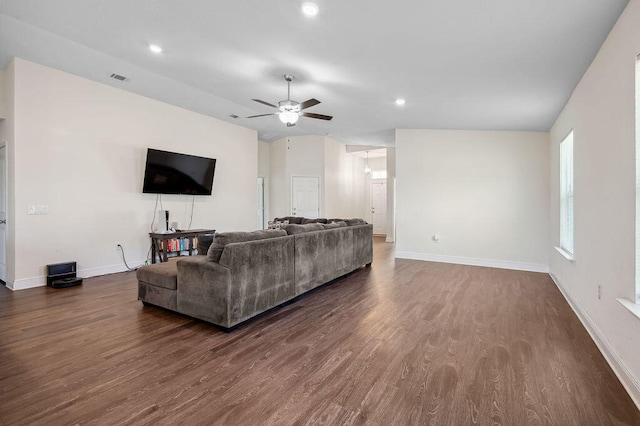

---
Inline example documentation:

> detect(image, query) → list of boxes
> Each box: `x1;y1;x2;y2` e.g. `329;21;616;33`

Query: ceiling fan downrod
284;74;294;101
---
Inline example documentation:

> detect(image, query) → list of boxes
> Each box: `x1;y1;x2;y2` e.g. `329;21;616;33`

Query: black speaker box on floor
46;261;83;288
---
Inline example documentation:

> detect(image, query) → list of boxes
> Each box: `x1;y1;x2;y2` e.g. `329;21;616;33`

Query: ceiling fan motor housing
278;99;300;113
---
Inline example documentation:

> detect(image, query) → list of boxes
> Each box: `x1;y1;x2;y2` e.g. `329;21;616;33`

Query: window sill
617;298;640;322
554;246;575;264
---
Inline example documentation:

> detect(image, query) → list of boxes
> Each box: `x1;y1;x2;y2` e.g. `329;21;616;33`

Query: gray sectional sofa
137;219;373;329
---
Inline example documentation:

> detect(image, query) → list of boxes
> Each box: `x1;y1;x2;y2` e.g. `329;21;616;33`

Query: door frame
0;142;6;284
257;177;265;230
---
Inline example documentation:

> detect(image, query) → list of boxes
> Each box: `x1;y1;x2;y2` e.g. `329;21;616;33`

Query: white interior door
371;181;387;235
292;176;319;218
257;177;265;229
0;145;6;282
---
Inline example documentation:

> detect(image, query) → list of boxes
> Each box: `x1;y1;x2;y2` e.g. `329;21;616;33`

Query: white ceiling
0;0;629;146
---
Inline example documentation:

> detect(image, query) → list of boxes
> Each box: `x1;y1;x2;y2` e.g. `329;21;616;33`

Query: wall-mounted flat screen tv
142;148;216;195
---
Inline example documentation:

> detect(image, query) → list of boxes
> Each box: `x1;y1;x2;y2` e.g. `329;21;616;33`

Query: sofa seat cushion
283;223;324;235
207;229;287;262
136;258;179;290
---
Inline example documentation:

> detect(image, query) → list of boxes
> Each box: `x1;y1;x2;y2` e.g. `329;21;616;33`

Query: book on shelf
159;237;197;253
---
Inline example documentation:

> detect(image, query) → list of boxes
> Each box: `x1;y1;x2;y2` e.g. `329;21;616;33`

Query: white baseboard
10;261;144;291
8;276;43;290
77;263;141;278
395;251;549;273
550;273;640;411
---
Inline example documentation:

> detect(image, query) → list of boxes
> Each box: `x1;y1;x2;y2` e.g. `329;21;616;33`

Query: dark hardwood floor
1;238;638;425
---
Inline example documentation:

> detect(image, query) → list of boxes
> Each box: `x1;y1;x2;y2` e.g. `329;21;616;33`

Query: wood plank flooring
1;238;638;425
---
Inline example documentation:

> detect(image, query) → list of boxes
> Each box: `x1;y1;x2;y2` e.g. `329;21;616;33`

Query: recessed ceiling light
395;98;406;106
301;2;319;17
149;44;163;54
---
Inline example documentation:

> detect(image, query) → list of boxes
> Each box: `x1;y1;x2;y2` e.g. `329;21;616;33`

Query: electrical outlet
598;285;602;300
27;205;49;215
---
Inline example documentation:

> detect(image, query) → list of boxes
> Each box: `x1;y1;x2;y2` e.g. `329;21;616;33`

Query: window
560;130;574;256
371;170;387;179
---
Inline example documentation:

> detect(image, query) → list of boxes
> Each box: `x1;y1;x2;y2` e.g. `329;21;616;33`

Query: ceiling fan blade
303;112;333;121
252;99;278;108
246;113;277;118
299;98;320;110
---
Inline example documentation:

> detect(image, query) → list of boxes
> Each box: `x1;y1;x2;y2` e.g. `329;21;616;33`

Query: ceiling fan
247;75;333;127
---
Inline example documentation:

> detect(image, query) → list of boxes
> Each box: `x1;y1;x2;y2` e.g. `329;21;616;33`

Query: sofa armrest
353;224;373;267
176;256;232;327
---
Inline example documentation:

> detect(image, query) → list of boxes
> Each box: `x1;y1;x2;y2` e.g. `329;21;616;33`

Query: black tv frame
142;148;216;195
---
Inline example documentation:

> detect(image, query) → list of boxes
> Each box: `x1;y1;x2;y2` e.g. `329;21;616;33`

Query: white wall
367;157;386;172
258;140;270;229
396;129;550;272
0;69;8;120
386;147;396;242
324;138;342;217
324;137;366;219
258;140;270;177
10;58;257;289
268;135;367;220
268;137;288;219
0;62;15;285
287;135;326;217
548;0;640;406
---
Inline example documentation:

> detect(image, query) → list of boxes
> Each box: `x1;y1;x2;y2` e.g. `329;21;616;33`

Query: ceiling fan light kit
301;2;319;17
279;110;299;125
247;74;333;127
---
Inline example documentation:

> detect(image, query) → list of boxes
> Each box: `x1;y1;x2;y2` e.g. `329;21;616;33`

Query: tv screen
142;148;216;195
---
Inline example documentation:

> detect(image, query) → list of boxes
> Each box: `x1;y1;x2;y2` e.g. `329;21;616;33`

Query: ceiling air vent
110;73;128;82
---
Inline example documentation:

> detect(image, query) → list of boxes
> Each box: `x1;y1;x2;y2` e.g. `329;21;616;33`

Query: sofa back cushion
283;223;324;235
345;218;368;226
302;218;328;224
274;216;304;224
322;221;347;230
207;229;287;262
197;234;216;254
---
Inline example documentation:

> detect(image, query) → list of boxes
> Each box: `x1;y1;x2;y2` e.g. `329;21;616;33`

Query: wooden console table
149;229;215;263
